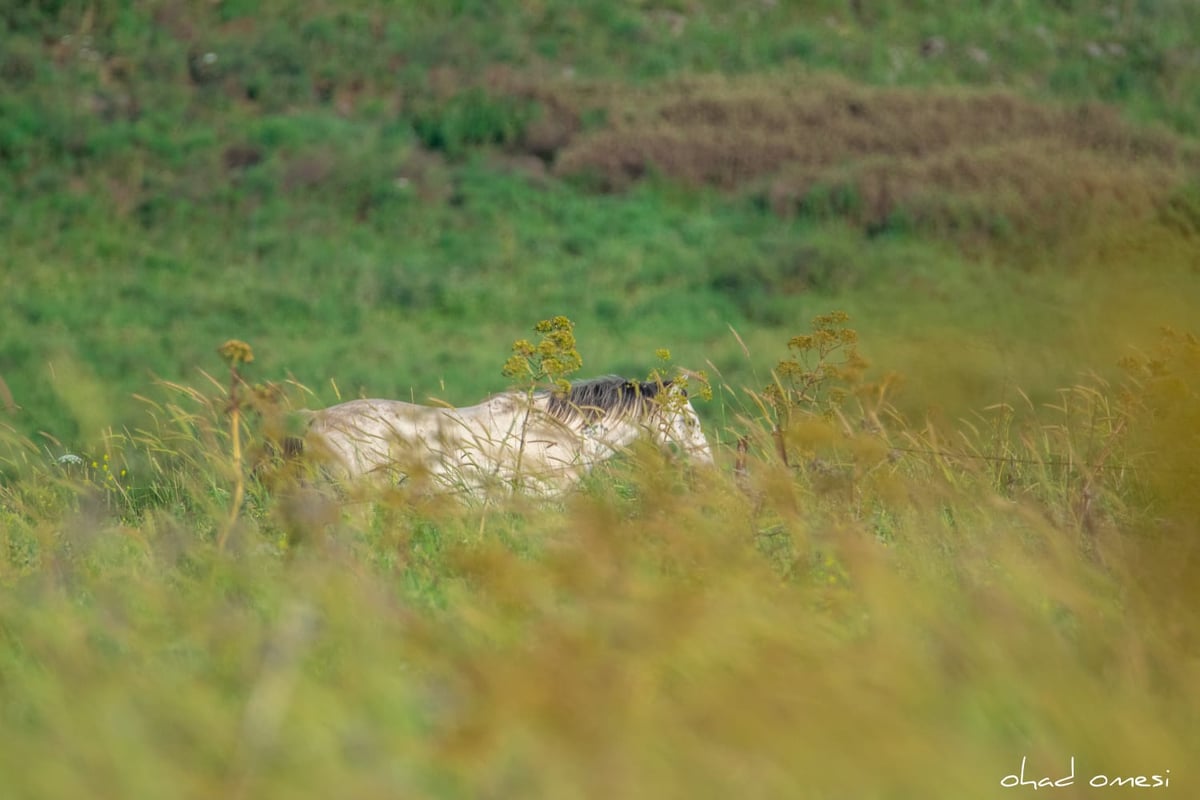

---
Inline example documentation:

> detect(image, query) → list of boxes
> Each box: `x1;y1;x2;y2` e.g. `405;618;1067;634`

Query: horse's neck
563;406;652;460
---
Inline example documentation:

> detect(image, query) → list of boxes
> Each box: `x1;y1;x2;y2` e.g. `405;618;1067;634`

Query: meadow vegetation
2;2;1199;798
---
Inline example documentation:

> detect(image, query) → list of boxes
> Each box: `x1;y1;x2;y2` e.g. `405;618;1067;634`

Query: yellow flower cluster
217;339;255;366
89;453;128;482
502;317;582;388
768;310;867;417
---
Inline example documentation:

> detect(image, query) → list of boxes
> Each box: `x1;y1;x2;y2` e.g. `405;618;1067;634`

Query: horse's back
305;398;455;481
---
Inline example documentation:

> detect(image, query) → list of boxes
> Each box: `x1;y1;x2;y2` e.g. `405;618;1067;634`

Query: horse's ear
636;379;661;398
627;380;663;397
658;377;687;397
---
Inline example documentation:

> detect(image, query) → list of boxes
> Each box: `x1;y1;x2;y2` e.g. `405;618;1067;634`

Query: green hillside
3;0;1199;441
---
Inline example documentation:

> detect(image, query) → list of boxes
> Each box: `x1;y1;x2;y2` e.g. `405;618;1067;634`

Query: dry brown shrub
282;149;335;191
539;73;1197;237
768;140;1179;237
404;66;1196;240
517;89;581;162
223;144;264;171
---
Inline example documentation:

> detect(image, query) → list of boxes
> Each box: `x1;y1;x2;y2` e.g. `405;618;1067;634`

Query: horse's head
547;375;714;466
652;380;714;465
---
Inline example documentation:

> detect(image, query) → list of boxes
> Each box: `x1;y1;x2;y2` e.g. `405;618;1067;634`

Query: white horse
300;375;713;498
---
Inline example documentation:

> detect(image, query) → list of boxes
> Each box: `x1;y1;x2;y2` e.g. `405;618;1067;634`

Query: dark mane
542;375;677;423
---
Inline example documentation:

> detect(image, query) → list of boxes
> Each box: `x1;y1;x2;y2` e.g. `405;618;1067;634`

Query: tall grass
1;321;1196;799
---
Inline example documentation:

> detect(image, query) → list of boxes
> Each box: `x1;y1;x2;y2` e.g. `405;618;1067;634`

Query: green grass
7;162;1198;447
2;1;1198;444
2;2;1200;797
1;332;1197;798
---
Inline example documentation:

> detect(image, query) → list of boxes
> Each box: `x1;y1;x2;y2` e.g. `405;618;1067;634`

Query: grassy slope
3;0;1200;442
2;2;1200;798
9;168;1195;445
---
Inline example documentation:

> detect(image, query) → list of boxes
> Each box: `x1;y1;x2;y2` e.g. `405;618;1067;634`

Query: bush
411;89;538;158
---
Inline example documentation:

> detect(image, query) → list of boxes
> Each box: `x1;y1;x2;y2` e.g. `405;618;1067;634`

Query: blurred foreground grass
1;321;1196;800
